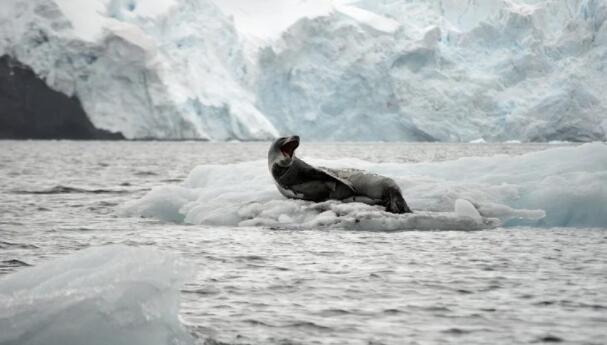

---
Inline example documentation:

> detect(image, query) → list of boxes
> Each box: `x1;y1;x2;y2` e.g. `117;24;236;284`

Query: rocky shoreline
0;55;123;140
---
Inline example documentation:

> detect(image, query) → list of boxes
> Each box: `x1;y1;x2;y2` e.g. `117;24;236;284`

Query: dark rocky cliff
0;55;123;139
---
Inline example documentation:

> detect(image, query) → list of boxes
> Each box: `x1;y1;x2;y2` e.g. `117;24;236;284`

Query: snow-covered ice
212;0;334;41
1;0;606;141
0;245;193;345
0;0;278;140
122;143;607;229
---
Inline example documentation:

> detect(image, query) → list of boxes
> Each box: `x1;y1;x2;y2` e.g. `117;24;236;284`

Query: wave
12;185;131;195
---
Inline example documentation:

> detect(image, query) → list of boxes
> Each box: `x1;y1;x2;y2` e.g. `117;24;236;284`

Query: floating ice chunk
454;199;481;220
0;245;193;345
476;202;545;222
125;185;198;223
307;202;499;231
237;200;499;231
346;210;499;231
122;143;607;229
456;198;545;223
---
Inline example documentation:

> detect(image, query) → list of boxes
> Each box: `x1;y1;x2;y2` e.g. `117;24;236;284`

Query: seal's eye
281;140;298;158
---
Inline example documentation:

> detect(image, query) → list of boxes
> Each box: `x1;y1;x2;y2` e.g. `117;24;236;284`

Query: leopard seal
268;135;412;213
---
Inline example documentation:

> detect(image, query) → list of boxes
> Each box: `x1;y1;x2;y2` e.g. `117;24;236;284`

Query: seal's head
268;135;300;169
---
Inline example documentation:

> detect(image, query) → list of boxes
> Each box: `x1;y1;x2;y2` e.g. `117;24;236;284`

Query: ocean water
1;141;606;345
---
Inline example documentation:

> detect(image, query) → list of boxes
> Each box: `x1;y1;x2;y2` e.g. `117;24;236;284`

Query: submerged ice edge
121;143;607;229
0;245;195;345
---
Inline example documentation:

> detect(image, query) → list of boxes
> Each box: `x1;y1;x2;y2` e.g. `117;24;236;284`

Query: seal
268;135;412;213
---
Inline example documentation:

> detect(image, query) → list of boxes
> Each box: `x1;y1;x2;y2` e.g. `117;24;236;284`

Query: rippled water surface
1;141;606;344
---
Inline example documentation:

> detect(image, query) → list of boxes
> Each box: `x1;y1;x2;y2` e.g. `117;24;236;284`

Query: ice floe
0;245;193;345
122;143;607;230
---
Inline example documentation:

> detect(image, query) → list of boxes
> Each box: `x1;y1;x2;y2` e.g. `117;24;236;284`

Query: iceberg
122;143;607;229
0;245;193;345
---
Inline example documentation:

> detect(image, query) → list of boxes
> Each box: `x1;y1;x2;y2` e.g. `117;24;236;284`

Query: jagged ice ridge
1;0;605;141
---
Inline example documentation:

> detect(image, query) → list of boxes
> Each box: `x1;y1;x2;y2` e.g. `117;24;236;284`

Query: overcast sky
211;0;338;38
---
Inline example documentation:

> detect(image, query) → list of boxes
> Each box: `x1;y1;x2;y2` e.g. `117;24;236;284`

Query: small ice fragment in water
454;199;481;220
0;245;194;345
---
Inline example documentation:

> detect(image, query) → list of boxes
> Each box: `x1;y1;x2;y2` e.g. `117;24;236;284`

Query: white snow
1;0;606;141
334;3;400;33
212;0;334;41
122;143;607;230
0;245;193;345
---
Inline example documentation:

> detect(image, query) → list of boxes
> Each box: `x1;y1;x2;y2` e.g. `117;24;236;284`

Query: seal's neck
271;162;290;181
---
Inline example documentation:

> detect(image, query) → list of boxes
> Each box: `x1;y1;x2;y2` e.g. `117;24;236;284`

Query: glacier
0;0;278;140
121;143;607;229
257;0;607;141
1;0;606;141
0;245;194;345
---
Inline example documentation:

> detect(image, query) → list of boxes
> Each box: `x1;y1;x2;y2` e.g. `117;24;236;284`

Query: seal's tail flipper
385;187;413;214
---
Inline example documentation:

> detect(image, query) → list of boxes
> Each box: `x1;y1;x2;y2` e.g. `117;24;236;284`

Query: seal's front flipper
384;186;413;214
289;181;332;202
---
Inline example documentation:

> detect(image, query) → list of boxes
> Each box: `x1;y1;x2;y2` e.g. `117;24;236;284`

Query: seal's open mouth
281;137;299;158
